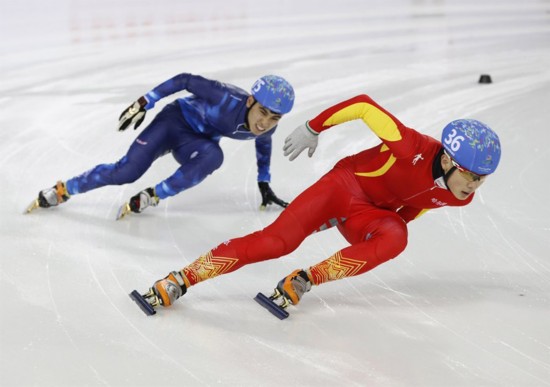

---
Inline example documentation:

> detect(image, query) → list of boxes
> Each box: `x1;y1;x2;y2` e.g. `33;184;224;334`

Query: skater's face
441;153;486;200
246;96;283;136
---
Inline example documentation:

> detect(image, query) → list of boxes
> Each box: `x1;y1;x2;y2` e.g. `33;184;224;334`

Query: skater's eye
259;108;281;122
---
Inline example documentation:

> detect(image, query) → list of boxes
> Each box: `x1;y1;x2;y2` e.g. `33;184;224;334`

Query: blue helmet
441;119;501;175
251;75;295;114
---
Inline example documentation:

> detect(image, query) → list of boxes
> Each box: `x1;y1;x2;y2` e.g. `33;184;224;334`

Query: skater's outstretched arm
284;94;424;161
118;73;227;131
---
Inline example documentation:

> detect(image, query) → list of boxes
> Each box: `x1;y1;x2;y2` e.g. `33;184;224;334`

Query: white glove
283;122;319;161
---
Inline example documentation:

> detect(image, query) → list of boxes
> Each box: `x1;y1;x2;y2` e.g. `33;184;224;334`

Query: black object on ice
479;74;492;84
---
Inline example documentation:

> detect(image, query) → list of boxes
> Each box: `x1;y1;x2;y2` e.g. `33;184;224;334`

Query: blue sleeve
255;129;275;182
143;73;225;109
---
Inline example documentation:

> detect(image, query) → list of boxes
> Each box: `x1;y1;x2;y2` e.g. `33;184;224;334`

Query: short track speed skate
24;181;70;214
130;271;187;316
254;288;290;320
24;199;40;214
129;289;159;316
117;187;159;220
255;269;312;320
116;203;132;220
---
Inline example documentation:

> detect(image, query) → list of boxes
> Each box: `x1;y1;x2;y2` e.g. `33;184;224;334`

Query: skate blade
116;203;131;220
254;292;289;320
24;199;40;214
129;290;157;316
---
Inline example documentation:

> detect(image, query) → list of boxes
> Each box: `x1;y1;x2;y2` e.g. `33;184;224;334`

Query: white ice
1;0;549;386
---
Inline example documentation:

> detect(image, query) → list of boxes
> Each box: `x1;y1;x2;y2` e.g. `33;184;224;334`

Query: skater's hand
283;122;319;161
118;96;148;131
258;182;288;210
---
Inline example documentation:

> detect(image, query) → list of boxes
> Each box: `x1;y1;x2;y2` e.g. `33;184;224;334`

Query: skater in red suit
137;93;502;314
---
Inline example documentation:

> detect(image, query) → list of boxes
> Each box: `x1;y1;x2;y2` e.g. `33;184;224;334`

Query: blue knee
156;145;224;199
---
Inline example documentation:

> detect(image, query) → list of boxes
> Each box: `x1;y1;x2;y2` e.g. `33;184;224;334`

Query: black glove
118;96;148;131
258;182;288;210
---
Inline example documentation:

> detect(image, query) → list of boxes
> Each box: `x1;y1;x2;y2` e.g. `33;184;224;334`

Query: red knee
339;212;408;260
369;216;408;259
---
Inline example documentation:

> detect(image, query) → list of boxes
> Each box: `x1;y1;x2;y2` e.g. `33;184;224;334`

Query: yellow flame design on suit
355;144;396;177
322;102;402;142
183;251;239;285
310;251;367;284
321;102;400;178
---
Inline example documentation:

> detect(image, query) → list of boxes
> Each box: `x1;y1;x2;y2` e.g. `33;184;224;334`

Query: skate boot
151;271;188;307
254;269;313;319
37;181;70;208
129;187;159;214
275;269;313;307
129;271;188;316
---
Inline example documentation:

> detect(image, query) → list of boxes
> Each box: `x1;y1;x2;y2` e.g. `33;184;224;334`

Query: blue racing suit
65;73;275;199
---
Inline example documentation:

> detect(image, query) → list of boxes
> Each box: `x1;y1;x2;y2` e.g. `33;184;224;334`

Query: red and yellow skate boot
37;181;70;208
152;271;189;307
276;269;313;306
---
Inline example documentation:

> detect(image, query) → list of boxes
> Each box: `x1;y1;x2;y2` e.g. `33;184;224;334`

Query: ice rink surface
1;0;550;386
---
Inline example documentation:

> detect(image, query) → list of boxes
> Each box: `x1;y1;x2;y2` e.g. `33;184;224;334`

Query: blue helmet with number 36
251;75;295;114
441;119;501;175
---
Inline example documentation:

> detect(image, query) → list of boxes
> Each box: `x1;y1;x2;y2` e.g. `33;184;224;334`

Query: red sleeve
308;94;403;131
307;94;422;159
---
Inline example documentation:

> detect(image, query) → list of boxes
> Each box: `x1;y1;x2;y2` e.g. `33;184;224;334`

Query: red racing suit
181;94;473;287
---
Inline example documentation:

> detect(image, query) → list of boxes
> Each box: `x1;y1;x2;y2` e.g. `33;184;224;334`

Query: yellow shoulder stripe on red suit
322;102;402;142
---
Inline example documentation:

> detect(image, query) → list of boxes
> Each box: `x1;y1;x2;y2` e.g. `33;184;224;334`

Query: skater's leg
154;138;224;199
149;164;363;308
181;166;359;286
64;103;183;195
274;207;408;305
309;209;408;285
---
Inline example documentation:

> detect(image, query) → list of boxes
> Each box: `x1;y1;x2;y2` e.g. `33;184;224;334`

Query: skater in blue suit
32;73;294;217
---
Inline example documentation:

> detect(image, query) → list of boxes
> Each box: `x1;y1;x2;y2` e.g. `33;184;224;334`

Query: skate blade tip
130;290;157;316
254;292;289;320
116;203;131;220
23;199;40;214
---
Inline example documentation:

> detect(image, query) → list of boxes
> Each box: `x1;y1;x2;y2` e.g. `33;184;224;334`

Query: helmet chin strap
443;166;457;189
433;147;455;190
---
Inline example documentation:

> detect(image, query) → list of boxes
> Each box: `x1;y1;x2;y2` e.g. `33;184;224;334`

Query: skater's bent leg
182;210;307;286
181;171;355;286
65;104;179;195
65;153;152;195
309;212;408;285
154;140;224;199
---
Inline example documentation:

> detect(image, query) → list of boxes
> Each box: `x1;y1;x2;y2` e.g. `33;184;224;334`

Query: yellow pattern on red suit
309;251;367;285
354;144;396;177
182;251;239;285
